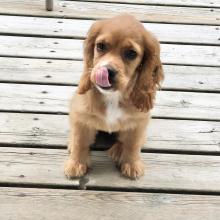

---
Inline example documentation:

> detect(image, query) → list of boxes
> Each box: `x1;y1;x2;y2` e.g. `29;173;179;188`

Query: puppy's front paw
64;159;88;179
121;160;145;179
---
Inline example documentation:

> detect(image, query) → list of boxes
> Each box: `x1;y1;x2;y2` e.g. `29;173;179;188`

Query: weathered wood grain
0;83;219;120
1;147;220;192
74;0;220;8
0;113;219;153
0;57;220;92
0;36;219;66
0;0;219;25
1;187;220;220
1;15;219;45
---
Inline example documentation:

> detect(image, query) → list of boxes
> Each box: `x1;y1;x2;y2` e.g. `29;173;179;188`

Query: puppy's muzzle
95;65;118;90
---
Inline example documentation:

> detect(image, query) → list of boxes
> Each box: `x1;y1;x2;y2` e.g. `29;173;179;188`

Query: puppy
64;14;164;179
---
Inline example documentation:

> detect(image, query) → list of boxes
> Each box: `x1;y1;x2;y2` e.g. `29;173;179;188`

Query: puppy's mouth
95;66;113;90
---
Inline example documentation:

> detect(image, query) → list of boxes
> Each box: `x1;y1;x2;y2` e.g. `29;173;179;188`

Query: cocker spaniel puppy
64;14;164;179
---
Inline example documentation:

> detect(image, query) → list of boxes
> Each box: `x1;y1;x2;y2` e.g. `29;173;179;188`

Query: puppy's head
78;14;164;112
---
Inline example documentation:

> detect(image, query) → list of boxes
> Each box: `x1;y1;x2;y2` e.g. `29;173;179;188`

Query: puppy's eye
124;49;137;60
96;43;107;52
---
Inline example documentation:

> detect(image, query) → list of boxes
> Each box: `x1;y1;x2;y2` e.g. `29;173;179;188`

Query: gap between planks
1;55;219;68
67;0;220;8
1;183;220;196
0;110;220;122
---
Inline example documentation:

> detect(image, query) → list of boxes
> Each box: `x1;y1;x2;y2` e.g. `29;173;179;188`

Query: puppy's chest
103;92;124;126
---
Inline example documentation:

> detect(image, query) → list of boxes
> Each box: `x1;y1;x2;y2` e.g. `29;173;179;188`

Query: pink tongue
95;67;111;88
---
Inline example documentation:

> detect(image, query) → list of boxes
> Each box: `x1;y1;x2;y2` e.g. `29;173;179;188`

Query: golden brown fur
64;14;164;179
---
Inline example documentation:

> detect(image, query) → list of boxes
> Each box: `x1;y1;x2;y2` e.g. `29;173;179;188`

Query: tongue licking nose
95;66;111;88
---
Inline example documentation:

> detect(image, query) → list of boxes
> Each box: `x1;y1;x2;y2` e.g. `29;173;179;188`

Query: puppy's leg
64;122;96;178
109;123;146;179
120;126;146;179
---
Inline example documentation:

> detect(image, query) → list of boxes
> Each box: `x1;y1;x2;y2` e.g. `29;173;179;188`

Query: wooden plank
154;91;220;120
1;147;220;192
1;15;220;45
0;36;219;66
161;44;220;66
0;113;219;153
0;83;72;114
75;0;220;8
0;36;83;60
1;57;219;92
162;65;220;92
0;0;219;25
0;83;219;120
0;57;82;85
1;187;220;220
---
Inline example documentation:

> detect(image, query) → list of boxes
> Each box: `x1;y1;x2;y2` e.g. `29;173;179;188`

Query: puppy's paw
108;143;123;163
121;160;145;179
64;159;88;179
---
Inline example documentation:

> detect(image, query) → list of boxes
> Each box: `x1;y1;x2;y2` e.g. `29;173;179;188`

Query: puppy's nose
106;66;117;84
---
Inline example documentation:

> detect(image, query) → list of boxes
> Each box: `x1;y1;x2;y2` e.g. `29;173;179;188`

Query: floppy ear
77;21;102;94
130;32;164;112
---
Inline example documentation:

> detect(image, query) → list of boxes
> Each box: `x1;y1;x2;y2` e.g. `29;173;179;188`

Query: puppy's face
78;14;164;111
91;27;143;92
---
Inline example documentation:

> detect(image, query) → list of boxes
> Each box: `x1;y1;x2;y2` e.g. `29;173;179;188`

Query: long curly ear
130;31;164;112
77;21;102;94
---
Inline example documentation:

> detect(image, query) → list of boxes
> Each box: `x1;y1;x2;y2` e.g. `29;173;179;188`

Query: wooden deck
0;0;220;219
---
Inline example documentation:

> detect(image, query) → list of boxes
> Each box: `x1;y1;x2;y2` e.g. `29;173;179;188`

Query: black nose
106;66;117;84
